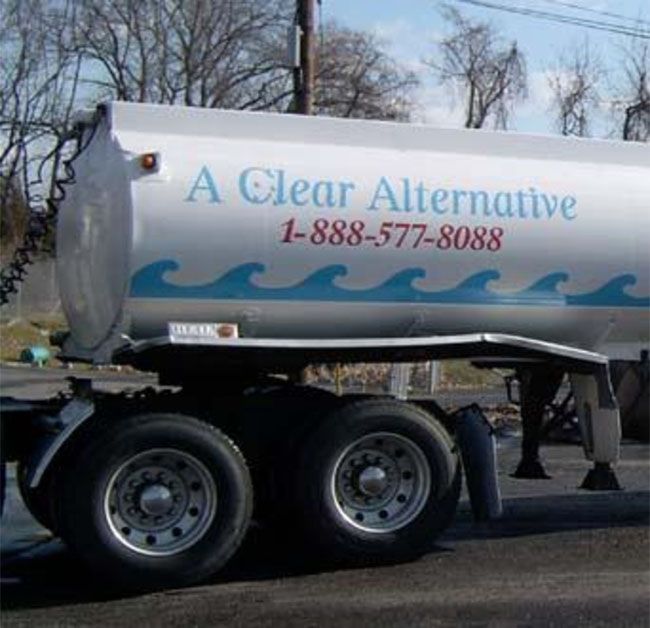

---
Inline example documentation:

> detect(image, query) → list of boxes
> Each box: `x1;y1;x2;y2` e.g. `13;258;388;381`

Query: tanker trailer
2;101;648;590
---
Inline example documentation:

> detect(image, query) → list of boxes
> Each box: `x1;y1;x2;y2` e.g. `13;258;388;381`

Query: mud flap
455;404;503;522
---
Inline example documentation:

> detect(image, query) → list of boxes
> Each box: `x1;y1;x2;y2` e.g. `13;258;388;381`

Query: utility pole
283;0;317;388
294;0;315;115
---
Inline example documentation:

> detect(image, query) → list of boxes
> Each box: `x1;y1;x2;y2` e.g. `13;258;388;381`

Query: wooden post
296;0;314;115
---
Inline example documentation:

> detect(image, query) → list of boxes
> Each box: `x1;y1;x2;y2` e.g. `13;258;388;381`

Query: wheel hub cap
358;466;388;496
104;449;217;556
332;432;431;533
139;484;173;516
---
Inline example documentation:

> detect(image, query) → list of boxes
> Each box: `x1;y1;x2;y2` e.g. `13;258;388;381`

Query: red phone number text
280;218;504;251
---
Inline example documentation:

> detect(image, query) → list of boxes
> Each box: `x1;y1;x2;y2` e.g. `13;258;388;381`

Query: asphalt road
1;365;649;627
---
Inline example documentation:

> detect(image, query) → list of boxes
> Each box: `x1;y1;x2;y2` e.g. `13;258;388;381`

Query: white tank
57;102;649;361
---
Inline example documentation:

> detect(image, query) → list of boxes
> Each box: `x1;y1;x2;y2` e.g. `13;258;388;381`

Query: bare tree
425;7;527;129
71;0;293;110
0;0;82;254
0;178;28;260
314;23;419;121
611;36;650;142
548;40;602;137
70;4;418;121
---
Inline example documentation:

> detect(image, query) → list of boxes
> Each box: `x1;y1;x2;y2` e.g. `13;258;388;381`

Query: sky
321;0;649;136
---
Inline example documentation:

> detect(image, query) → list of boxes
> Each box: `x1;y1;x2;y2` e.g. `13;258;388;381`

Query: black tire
237;384;340;524
291;399;461;564
56;412;253;591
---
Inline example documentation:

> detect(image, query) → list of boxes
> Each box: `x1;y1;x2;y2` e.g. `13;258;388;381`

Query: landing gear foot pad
580;463;621;491
511;458;551;479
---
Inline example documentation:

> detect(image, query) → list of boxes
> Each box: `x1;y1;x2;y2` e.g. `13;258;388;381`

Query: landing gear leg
512;366;565;479
571;369;622;491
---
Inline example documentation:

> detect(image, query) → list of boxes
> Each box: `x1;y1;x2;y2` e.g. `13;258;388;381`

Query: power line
539;0;650;28
457;0;650;37
456;0;649;37
455;0;650;39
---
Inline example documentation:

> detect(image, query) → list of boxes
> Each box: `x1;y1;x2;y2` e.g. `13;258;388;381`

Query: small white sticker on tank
168;322;239;344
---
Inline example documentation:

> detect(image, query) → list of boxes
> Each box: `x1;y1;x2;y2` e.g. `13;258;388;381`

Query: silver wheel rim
104;448;217;556
331;432;431;534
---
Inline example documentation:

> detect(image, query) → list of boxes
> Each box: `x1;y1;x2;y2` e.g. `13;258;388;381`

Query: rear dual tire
290;399;461;563
56;413;253;591
45;397;459;588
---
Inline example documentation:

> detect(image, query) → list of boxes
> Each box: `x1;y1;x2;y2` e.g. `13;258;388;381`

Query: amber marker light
217;324;238;338
140;152;158;170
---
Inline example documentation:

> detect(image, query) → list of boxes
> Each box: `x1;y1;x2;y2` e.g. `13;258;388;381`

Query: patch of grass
439;360;505;389
307;360;506;392
0;315;66;364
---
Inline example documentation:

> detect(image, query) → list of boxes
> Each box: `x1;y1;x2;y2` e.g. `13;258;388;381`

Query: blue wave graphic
129;260;650;308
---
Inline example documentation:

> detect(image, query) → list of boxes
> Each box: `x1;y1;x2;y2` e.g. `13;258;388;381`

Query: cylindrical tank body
57;102;649;361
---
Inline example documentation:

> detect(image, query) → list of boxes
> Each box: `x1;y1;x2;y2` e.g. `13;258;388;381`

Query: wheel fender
27;397;95;489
